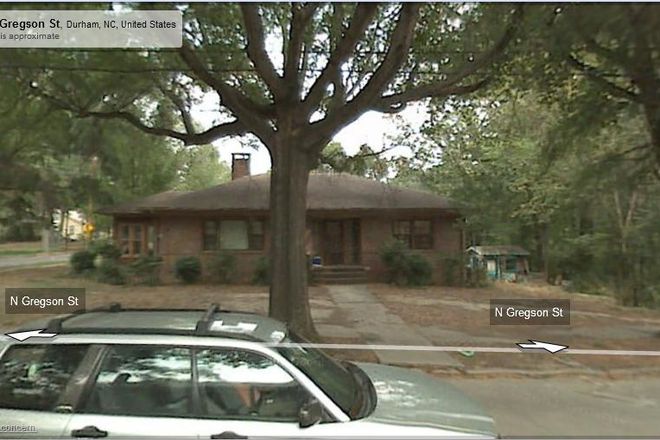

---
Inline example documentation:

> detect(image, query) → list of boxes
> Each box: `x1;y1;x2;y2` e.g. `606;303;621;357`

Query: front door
321;219;361;265
322;221;344;265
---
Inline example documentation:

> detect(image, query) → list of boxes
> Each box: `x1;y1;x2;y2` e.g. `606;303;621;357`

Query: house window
203;220;264;251
393;219;433;250
203;221;219;251
248;220;264;250
118;223;145;256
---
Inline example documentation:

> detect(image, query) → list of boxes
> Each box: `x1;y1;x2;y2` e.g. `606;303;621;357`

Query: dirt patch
369;282;660;373
0;267;334;330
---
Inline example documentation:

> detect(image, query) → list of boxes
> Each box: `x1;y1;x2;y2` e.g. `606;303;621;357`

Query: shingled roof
98;173;458;215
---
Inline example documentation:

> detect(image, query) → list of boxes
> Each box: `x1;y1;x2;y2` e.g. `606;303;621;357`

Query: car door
193;347;340;439
64;344;198;438
0;343;92;439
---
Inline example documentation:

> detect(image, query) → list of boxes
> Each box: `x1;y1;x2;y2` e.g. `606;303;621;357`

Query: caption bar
490;299;570;325
0;10;181;48
5;288;85;314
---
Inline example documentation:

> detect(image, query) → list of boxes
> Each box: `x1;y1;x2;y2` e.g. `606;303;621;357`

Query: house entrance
320;219;361;265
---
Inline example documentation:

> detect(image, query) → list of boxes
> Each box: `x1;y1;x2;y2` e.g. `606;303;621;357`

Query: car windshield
277;332;360;417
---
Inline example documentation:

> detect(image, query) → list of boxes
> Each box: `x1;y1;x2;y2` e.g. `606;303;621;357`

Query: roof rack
195;303;221;336
46;303;122;333
41;302;262;342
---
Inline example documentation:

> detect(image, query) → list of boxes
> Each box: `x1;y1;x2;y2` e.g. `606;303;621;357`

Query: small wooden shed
467;245;530;281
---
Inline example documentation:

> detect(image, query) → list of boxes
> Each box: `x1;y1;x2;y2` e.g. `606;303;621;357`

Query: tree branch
158;85;195;135
310;4;422;149
303;3;379;114
178;43;275;145
35;86;247;146
284;3;319;86
240;4;285;100
373;6;523;113
373;80;489;113
568;55;639;102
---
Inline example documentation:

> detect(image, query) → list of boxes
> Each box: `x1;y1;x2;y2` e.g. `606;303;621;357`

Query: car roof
13;307;288;343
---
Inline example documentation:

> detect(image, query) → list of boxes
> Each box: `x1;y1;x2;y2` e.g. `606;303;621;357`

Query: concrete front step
312;265;368;285
315;277;368;285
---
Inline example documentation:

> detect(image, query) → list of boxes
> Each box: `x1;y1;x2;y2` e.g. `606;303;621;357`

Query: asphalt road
0;253;71;270
448;377;660;437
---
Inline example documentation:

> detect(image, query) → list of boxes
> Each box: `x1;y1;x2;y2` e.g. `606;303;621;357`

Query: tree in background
516;3;660;178
407;93;660;307
175;145;231;191
17;3;523;336
317;141;390;180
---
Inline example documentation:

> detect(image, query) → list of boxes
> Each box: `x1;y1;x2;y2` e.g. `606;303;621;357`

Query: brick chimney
231;153;251;180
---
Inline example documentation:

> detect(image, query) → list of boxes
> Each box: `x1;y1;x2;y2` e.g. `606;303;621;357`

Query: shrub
438;251;464;286
252;256;270;285
70;250;96;273
97;259;126;285
92;241;122;261
380;241;433;287
404;254;433;286
379;240;409;285
129;255;163;285
174;256;201;284
465;266;489;287
209;252;236;284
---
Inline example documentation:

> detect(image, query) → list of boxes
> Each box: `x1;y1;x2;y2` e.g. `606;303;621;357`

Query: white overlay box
0;10;182;48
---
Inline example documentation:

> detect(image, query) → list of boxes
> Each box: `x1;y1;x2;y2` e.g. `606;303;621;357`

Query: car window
81;346;192;418
277;332;358;417
0;344;89;411
196;348;310;422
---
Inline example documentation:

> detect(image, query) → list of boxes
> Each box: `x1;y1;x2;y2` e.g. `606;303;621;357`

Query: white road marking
269;342;660;357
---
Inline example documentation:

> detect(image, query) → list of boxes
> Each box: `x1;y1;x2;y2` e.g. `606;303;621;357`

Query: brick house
98;155;464;284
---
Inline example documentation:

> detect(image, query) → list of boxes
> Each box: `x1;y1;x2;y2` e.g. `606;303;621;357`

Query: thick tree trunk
268;138;318;339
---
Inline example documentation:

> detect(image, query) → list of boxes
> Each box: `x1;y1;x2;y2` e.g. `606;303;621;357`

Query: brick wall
360;214;462;284
115;212;462;285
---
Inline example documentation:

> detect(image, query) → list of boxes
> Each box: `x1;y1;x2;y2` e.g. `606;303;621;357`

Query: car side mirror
298;398;323;428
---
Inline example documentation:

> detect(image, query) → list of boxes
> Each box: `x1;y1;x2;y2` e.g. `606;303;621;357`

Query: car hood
357;363;496;437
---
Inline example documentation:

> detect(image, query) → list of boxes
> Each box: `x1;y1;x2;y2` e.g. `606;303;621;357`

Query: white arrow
516;339;568;354
5;329;58;342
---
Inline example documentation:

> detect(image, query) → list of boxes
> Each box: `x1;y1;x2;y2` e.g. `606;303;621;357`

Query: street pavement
0;253;71;270
448;377;660;437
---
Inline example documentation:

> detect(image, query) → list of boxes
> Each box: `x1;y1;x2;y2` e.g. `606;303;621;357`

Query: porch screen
220;220;249;250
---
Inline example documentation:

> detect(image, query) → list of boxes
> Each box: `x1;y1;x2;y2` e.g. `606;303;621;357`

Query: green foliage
174;256;202;284
129;255;163;286
438;251;464;286
70;250;96;273
380;241;433;287
465;266;489;288
405;254;433;287
175;145;231;191
380;240;410;286
209;252;236;284
252;256;270;285
317;142;390;180
97;259;126;285
90;241;121;261
398;92;660;307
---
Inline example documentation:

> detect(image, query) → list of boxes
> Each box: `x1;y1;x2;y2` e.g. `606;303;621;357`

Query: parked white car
0;304;496;438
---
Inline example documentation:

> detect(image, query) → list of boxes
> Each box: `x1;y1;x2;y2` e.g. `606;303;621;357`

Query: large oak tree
14;3;522;337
